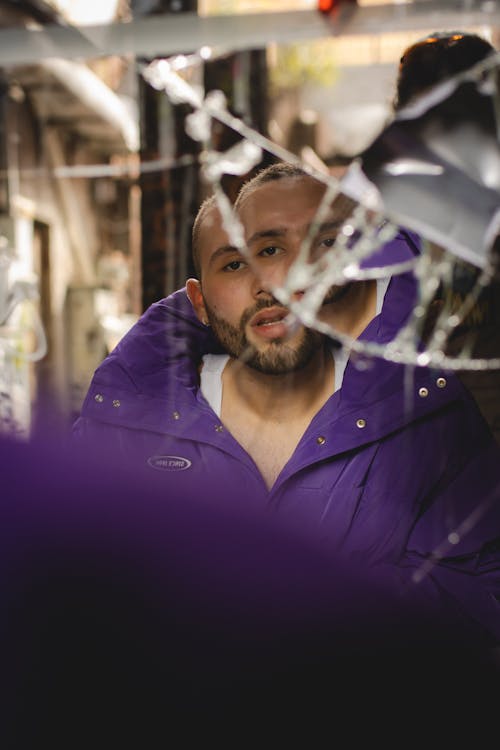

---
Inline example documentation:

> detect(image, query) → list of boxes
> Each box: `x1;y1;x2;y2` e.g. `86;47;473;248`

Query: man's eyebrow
207;244;239;268
246;227;287;247
310;219;345;234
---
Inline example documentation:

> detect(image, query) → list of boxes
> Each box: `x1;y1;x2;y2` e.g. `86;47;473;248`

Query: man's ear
186;278;209;326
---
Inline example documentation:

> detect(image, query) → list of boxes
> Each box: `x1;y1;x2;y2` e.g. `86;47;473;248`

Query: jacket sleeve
110;287;222;387
399;434;500;643
72;287;221;438
353;384;500;645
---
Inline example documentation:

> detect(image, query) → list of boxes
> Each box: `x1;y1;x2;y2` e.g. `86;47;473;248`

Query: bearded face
204;297;326;375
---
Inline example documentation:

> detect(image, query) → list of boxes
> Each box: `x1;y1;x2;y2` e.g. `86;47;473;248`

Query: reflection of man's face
191;177;320;373
190;176;354;373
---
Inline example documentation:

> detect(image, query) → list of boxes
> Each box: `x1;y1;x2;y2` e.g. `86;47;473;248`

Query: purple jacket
74;236;500;641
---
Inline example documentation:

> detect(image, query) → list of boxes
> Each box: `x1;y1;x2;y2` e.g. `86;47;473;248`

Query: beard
204;298;326;375
322;282;354;306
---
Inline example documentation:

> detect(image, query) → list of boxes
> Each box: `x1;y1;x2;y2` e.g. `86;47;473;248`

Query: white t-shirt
200;278;390;418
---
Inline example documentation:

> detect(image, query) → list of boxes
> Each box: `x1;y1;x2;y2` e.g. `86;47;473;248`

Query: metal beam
339;0;500;36
0;3;498;67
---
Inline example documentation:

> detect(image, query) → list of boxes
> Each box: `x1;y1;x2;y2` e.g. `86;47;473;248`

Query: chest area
226;416;311;490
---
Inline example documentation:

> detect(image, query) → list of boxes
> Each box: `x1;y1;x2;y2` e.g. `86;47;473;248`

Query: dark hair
234;162;308;211
394;31;496;110
191;166;306;277
191;162;337;277
191;194;217;278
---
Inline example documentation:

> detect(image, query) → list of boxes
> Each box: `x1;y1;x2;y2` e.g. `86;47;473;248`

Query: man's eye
311;237;336;260
319;237;336;249
259;246;283;258
223;259;245;272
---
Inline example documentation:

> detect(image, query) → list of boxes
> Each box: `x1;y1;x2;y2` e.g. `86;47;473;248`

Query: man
73;164;386;491
73;163;409;497
74;163;500;641
185;166;381;489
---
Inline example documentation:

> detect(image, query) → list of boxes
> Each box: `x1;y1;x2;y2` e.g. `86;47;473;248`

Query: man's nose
250;255;296;298
251;267;285;299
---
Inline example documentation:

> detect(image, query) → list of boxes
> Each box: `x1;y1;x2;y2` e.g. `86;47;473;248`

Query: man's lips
247;306;297;341
250;307;289;328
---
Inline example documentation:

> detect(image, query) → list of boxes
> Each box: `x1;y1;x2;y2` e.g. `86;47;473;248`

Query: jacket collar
82;230;461;442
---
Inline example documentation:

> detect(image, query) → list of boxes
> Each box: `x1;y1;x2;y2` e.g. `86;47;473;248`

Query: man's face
187;176;346;374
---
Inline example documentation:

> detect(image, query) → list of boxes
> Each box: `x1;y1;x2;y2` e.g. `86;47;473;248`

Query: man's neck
219;347;334;490
222;345;334;422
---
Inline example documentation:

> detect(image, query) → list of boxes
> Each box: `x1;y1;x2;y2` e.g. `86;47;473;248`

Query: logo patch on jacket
147;455;192;471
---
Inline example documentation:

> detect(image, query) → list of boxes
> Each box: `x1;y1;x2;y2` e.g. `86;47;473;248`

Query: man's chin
243;332;324;375
246;322;304;351
245;353;311;376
